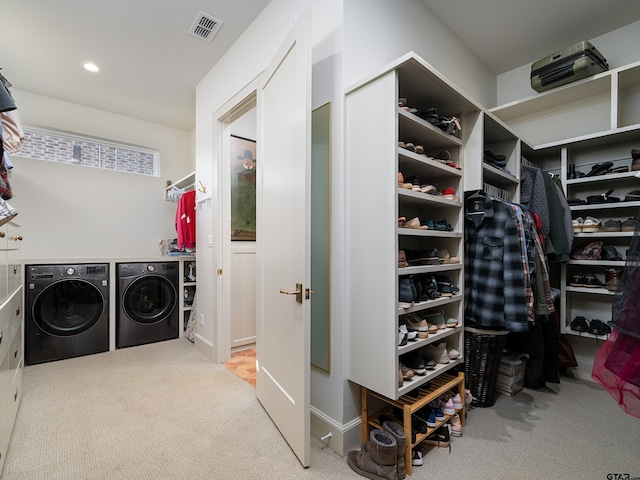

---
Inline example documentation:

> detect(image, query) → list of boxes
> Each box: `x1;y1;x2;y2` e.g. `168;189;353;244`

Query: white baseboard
193;333;214;361
310;407;362;457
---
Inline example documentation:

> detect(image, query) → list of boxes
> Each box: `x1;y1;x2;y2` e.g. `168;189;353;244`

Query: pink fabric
175;190;196;250
592;329;640;418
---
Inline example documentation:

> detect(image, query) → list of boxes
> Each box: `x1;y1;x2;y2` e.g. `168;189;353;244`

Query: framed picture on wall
230;135;257;241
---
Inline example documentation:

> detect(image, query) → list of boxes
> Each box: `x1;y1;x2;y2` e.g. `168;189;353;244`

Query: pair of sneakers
421;342;460;364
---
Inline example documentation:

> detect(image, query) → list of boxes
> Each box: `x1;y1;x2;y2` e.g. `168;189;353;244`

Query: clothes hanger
465;190;485;214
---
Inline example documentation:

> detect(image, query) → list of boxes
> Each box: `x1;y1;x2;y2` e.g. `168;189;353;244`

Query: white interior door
255;9;312;467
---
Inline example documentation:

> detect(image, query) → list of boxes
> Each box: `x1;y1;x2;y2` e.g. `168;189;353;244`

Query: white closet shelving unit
492;60;640;338
346;52;485;474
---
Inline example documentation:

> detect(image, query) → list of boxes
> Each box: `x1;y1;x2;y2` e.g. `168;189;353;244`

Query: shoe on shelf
421;342;451;364
400;363;414;381
398;277;415;308
581;216;602;232
582;273;604;288
624;189;640;202
441;187;457;200
445;317;458;328
450;414;463;437
423;358;437;370
572;217;584;232
448;348;460;360
421;309;446;330
423;426;450;448
400;349;428;376
398;250;408;268
452;393;463;409
570;316;589;332
604;267;623;292
571;241;603;260
589;319;612;336
420;276;441;301
398;327;408;346
398;172;413;190
404;249;439;266
427;403;445;422
425;408;437;427
601;245;621;261
603;219;622;232
438;248;460;264
404;313;429;338
622;217;637;232
398;324;417;345
586;188;621;204
569;273;586;287
403;217;428;230
443;398;455;415
585;161;614;177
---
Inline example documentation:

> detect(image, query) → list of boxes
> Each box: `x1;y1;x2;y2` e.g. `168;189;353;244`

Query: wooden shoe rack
361;371;465;476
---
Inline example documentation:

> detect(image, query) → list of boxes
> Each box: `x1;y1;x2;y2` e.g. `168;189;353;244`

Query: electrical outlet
199;314;205;326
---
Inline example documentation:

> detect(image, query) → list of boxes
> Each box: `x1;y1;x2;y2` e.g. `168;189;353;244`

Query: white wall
10;89;193;261
497;20;640;106
195;0;507;455
344;0;496;108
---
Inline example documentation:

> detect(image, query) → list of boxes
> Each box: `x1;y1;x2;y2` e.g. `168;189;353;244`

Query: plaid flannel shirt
465;196;529;332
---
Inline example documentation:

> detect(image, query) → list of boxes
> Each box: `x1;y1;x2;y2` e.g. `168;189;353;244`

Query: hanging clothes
175;189;196;250
464;194;529;332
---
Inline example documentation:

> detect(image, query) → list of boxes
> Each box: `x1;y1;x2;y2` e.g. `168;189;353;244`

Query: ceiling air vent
188;11;223;43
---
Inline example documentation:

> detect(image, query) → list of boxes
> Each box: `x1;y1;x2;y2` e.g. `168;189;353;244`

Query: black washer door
33;279;105;337
123;275;177;325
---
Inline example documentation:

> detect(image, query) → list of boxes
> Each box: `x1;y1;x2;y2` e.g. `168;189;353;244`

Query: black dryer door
122;275;177;325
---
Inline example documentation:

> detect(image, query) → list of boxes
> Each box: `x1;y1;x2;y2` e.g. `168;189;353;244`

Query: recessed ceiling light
83;62;101;73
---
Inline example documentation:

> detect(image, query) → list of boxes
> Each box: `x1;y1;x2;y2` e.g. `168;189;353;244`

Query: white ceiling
421;0;640;74
0;0;271;131
2;1;640;132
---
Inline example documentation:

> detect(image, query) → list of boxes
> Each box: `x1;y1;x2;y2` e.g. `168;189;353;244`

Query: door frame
212;76;260;363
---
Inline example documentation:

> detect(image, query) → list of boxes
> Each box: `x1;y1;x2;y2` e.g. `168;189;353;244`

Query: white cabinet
346;53;478;400
0;221;22;475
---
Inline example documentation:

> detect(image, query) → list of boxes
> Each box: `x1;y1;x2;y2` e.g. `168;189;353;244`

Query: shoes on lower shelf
588;319;612;336
423;425;450;448
421;342;451;364
450;414;463;437
570;316;611;336
570;316;589;332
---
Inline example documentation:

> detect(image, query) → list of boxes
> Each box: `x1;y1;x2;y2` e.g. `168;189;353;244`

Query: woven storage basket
464;326;510;407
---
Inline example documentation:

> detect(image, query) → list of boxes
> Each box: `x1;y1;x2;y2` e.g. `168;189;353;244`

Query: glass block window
17;126;159;176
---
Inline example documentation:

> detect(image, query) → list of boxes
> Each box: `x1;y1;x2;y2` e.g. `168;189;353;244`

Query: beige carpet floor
1;338;639;479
